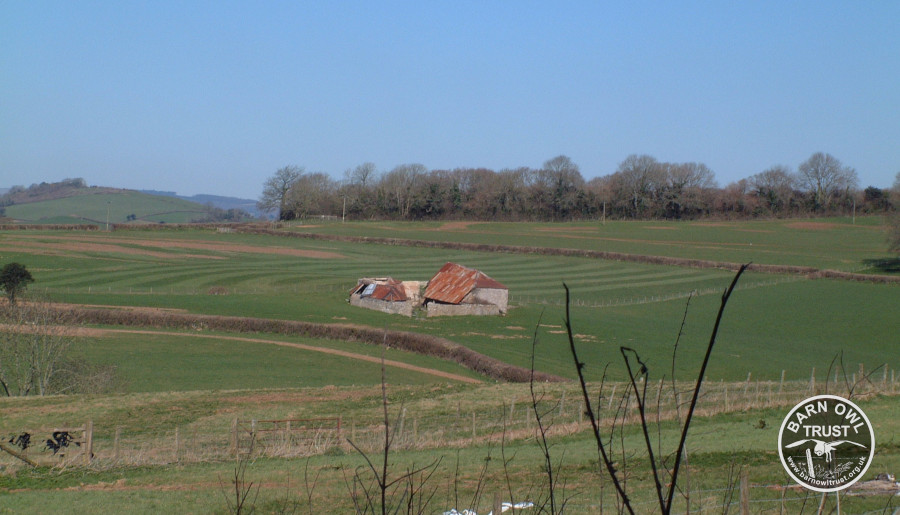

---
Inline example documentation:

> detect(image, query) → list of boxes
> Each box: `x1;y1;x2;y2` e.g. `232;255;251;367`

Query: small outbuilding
349;278;424;317
423;262;508;317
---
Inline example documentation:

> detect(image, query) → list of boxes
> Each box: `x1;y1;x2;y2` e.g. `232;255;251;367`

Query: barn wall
349;295;415;317
465;288;508;314
426;303;501;317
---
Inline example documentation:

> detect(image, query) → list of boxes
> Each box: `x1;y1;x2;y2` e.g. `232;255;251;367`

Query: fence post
174;426;180;463
114;427;121;463
740;468;749;515
724;385;729;411
85;420;93;465
231;419;238;457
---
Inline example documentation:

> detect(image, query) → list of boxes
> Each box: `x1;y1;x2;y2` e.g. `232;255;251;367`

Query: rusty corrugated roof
352;278;408;302
370;282;407;301
424;262;507;304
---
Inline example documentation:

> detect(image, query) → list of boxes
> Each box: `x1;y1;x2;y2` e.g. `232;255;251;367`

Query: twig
563;283;634;514
665;263;748;512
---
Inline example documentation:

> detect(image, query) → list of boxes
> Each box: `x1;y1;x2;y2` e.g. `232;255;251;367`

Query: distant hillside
141;190;263;218
1;180;255;225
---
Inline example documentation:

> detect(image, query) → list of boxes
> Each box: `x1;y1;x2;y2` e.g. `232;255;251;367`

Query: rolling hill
0;181;225;225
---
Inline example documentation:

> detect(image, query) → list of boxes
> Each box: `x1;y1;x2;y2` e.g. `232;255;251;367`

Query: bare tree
613;154;667;218
283;172;339;220
663;162;717;218
541;155;585;219
749;165;797;214
889;171;900;253
348;162;378;188
258;165;304;220
796;152;858;211
0;300;77;396
378;164;427;219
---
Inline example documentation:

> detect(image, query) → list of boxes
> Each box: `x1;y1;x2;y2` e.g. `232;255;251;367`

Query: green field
3;190;208;225
2;223;896;383
1;382;898;513
288;217;895;271
1;220;898;513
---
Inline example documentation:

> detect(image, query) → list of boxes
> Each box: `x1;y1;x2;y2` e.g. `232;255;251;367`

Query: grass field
1;382;898;513
3;224;896;383
288;216;895;271
3;190;207;225
1;220;898;513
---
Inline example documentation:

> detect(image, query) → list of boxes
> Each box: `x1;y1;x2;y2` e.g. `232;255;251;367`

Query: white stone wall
425;303;501;317
349;296;415;317
465;288;508;314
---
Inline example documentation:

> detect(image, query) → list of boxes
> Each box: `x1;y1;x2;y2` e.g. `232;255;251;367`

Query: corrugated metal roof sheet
352;278;408;302
424;262;507;305
370;282;407;301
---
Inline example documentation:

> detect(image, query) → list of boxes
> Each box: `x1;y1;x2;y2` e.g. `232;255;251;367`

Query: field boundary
57;305;566;383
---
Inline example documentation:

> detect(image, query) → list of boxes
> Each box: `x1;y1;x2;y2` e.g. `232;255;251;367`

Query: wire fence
5;376;895;470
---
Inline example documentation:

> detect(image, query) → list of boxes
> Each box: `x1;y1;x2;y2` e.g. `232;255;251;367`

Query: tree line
259;153;897;223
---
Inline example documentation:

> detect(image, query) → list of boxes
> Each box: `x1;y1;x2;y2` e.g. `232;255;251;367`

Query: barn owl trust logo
778;395;874;492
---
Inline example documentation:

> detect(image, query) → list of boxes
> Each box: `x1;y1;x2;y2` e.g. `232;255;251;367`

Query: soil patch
435;221;476;231
785;222;839;230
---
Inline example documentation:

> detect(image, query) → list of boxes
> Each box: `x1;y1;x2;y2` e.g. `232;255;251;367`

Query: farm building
423;262;508;317
349;278;424;317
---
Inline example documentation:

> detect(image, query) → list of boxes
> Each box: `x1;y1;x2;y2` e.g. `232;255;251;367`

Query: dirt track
0;324;482;384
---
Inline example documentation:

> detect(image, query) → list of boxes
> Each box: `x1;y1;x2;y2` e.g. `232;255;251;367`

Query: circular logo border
777;394;875;492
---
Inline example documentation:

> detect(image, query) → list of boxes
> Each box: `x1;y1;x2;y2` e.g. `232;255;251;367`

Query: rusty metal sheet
424;262;506;304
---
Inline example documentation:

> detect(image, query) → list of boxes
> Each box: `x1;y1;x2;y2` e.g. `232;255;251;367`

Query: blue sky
2;1;898;198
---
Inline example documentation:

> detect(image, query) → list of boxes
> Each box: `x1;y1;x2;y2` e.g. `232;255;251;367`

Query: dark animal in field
45;431;79;454
8;432;31;450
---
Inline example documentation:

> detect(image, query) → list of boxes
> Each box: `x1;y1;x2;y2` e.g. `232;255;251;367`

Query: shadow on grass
862;258;900;273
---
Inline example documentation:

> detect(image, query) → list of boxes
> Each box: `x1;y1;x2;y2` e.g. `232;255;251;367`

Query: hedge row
62;306;567;383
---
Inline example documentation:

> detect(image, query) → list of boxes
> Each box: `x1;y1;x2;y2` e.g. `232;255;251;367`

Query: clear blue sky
3;1;898;198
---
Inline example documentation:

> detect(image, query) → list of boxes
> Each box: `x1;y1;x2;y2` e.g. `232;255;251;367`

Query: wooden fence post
810;367;815;393
85;420;93;465
740;468;749;515
114;427;121;463
231;418;238;457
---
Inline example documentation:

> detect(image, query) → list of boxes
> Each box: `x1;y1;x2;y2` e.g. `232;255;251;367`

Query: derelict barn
348;278;424;317
423;262;508;317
